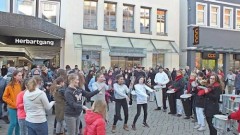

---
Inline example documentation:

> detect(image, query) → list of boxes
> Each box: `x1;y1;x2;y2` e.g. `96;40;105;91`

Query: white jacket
134;84;153;104
154;72;170;88
23;88;55;123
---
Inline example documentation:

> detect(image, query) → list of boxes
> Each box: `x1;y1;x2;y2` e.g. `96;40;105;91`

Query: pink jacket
16;91;26;119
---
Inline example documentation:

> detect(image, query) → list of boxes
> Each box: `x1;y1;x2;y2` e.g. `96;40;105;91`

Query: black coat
172;77;185;99
204;83;221;117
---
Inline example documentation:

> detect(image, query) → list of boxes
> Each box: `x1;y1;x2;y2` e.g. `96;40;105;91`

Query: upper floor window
39;1;60;25
157;9;167;35
104;2;116;31
140;7;151;34
223;7;233;29
196;3;207;25
123;5;134;32
14;0;36;16
0;0;10;12
236;9;240;29
83;0;97;29
210;5;220;27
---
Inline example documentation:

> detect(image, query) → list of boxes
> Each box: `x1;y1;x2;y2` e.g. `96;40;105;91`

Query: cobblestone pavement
0;101;213;135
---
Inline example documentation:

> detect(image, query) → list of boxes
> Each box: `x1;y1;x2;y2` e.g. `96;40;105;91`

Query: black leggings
133;104;148;125
113;99;128;125
206;116;217;135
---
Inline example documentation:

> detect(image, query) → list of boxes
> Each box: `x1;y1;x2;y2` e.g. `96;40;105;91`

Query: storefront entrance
111;57;142;69
202;59;216;70
82;51;101;72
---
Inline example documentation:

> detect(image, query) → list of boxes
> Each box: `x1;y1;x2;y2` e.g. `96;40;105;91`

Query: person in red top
16;79;29;135
228;104;240;134
84;100;106;135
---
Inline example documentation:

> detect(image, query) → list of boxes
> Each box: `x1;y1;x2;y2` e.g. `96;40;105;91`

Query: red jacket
84;110;106;135
229;105;240;133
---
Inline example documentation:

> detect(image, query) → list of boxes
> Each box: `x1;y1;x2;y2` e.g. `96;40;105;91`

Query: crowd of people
0;64;240;135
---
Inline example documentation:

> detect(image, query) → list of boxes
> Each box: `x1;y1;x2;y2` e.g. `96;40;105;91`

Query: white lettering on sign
15;38;54;46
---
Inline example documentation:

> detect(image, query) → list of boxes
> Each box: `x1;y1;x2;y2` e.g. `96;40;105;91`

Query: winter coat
171;75;185;99
204;82;221;117
229;105;240;133
0;77;7;102
194;80;206;108
235;73;240;91
84;110;106;135
54;86;65;121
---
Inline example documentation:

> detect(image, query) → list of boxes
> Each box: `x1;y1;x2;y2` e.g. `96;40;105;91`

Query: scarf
175;75;183;81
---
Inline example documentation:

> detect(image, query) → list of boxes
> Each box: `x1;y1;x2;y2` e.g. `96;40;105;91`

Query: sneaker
197;126;206;131
123;124;129;131
194;125;200;129
184;116;190;119
163;109;167;112
176;114;182;117
111;125;116;133
132;124;136;131
154;107;161;111
142;122;150;128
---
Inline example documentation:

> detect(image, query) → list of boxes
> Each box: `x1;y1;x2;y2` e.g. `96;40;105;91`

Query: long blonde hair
92;100;107;119
27;76;42;92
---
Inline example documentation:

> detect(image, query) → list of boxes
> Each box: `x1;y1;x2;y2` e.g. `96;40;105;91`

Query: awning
73;34;109;50
151;40;179;53
107;37;132;48
130;38;154;51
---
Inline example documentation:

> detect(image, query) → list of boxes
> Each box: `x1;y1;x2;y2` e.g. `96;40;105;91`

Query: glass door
202;59;216;70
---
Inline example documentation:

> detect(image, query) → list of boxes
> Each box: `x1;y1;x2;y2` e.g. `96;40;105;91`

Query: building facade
61;0;180;71
0;0;65;67
181;0;240;73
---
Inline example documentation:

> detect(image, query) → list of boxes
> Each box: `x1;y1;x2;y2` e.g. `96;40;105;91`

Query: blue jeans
8;108;19;135
18;119;27;135
26;121;48;135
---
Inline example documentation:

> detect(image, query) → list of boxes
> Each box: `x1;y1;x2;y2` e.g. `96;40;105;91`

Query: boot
123;124;129;131
111;125;116;133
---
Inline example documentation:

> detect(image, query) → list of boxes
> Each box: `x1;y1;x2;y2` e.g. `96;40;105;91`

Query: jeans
196;107;205;127
206;116;217;135
162;88;167;110
26;121;48;135
64;116;80;135
133;104;148;125
18;119;27;135
8;108;19;135
176;99;184;115
56;120;64;134
113;98;128;125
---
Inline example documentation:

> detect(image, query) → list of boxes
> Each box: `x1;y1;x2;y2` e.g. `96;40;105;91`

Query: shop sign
233;54;240;60
1;36;60;46
202;52;219;59
193;27;199;45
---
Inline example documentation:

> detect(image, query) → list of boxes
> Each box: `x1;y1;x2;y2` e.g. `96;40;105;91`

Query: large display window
111;57;142;69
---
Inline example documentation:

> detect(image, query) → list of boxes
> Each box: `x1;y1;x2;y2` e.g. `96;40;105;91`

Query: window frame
122;4;135;33
156;9;167;36
196;2;208;26
223;7;233;29
13;0;37;16
0;0;10;12
236;9;240;30
210;4;221;27
83;0;98;30
140;7;151;34
38;0;60;26
104;2;117;31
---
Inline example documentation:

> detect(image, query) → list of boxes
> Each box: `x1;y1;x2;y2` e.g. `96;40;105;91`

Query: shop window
82;51;100;72
152;54;164;68
223;7;233;29
196;3;207;25
123;5;134;32
195;52;201;69
210;5;220;27
15;0;36;16
157;9;167;35
39;1;60;25
111;57;142;69
230;54;240;71
104;2;116;31
83;0;97;29
0;0;10;12
140;7;151;34
236;9;240;29
218;54;223;69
